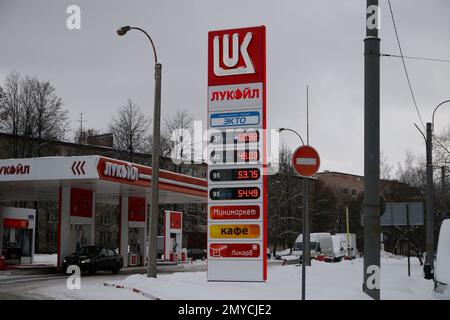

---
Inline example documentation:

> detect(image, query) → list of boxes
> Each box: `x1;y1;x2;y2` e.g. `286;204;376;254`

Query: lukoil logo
213;32;255;76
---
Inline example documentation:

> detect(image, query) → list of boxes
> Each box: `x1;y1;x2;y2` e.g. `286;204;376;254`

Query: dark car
62;246;123;275
187;248;207;261
2;242;21;261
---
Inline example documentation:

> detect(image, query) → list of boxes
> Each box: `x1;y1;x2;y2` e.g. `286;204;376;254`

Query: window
48;211;58;224
99;248;108;257
343;188;349;195
100;232;111;244
102;214;111;226
352;189;357;196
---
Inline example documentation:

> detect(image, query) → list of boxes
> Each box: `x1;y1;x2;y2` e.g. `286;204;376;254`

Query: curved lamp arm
278;128;305;146
117;26;158;65
432;99;450;129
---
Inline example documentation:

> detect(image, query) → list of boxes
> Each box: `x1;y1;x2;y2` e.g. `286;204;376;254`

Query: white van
332;233;358;259
292;233;334;260
433;219;450;299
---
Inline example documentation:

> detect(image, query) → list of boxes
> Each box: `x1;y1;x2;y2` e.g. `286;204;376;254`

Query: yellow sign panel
209;224;260;239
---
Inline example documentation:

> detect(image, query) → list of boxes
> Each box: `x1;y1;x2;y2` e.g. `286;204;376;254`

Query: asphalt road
0;263;207;300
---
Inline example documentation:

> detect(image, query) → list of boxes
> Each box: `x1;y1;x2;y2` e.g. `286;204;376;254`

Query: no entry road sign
292;145;320;177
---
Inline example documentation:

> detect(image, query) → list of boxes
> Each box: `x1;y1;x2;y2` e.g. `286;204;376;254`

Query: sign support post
301;177;309;300
291;144;320;300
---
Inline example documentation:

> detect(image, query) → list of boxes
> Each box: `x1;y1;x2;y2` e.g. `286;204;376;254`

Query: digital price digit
235;131;259;143
236;150;259;162
209;187;260;200
210;168;260;182
237;188;260;199
236;168;260;180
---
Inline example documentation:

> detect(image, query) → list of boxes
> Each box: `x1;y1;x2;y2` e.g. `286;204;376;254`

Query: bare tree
434;125;450;166
109;99;151;162
395;150;426;189
268;143;304;254
0;72;68;157
32;79;67;142
18;77;36;157
380;151;393;180
74;127;101;145
0;72;21;156
159;110;195;171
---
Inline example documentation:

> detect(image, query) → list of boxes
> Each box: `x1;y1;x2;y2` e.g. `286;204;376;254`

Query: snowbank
106;256;433;300
33;254;57;266
28;255;434;300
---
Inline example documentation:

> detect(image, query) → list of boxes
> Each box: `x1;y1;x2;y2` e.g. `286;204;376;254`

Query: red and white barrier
103;282;160;300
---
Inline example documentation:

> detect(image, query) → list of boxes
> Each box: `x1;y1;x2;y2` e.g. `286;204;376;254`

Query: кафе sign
207;26;267;282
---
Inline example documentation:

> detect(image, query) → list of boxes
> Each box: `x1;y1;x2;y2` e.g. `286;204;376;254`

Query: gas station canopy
0;155;207;204
0;155;207;268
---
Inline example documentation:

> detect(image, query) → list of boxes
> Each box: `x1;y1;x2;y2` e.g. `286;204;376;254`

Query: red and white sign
208;26;265;86
209;243;260;258
97;157;150;187
128;197;146;222
3;218;29;229
292;145;320;177
209;205;260;220
207;26;267;282
70;188;93;218
164;211;183;261
170;211;182;230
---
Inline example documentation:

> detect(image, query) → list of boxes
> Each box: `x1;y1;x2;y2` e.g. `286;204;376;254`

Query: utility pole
424;122;434;279
346;205;351;259
78;112;86;144
363;0;381;300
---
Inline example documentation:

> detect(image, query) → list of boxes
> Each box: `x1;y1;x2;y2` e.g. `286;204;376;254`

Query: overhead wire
387;0;426;129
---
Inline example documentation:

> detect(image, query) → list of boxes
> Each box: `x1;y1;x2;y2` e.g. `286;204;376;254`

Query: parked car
433;219;450;299
187;248;207;260
2;241;21;261
274;248;292;260
62;246;123;275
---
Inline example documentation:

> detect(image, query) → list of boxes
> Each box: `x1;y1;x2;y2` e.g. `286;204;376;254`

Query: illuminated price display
209;187;260;200
210;150;260;163
237;150;259;161
210;168;260;182
234;131;259;143
209;129;260;145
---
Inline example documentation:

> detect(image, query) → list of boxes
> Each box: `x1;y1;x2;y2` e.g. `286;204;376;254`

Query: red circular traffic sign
291;145;320;177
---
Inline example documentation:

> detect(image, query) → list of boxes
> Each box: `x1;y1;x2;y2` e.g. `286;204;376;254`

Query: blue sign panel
210;111;260;128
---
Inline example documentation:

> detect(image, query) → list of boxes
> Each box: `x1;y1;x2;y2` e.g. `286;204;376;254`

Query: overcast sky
1;0;450;176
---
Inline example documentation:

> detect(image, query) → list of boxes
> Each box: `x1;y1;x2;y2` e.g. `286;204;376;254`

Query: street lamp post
421;100;450;279
278;128;310;300
117;26;162;278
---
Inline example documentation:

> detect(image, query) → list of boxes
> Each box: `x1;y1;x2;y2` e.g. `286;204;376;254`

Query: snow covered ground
28;254;434;300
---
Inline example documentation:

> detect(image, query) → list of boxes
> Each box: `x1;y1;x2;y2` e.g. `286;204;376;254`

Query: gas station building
0;155;207;268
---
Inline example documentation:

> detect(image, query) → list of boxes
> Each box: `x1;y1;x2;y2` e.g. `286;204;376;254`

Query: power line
388;0;426;129
381;53;450;63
